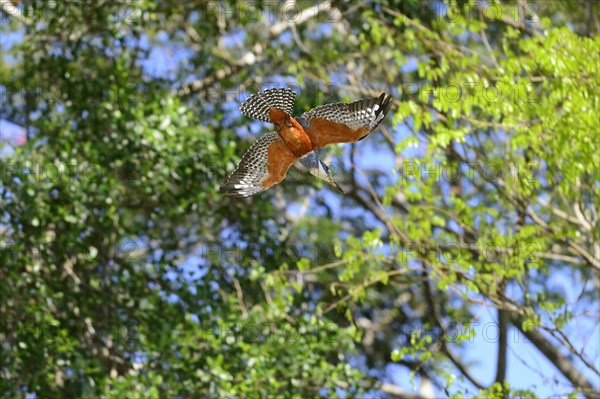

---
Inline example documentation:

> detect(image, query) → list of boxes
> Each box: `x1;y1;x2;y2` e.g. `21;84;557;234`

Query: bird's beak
325;175;345;193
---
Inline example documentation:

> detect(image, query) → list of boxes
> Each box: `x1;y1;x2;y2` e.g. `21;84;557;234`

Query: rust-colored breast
276;118;314;158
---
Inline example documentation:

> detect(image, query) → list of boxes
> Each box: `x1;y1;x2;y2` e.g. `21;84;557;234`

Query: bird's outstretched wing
296;93;392;149
220;132;299;197
239;88;297;123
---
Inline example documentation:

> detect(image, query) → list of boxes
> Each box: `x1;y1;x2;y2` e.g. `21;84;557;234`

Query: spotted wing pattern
220;132;297;197
297;93;393;149
239;88;297;123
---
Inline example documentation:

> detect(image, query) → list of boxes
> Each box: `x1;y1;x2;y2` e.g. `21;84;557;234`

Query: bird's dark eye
274;122;281;130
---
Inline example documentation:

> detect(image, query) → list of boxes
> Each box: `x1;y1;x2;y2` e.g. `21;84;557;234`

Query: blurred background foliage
1;0;599;398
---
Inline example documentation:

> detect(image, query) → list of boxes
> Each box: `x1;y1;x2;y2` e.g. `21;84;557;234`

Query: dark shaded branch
494;308;508;384
422;272;487;391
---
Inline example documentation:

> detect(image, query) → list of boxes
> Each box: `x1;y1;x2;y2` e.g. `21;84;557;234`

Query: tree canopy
1;1;599;398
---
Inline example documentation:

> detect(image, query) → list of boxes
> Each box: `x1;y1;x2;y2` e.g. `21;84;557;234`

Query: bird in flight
220;88;393;197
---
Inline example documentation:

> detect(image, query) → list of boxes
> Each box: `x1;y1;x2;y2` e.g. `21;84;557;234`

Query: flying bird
220;88;392;197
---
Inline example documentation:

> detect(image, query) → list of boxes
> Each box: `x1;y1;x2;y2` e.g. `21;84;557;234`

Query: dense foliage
1;1;598;398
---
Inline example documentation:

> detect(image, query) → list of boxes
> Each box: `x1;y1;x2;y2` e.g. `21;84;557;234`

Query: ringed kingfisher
220;88;393;197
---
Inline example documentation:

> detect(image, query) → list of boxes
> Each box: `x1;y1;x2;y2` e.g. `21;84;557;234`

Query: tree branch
175;1;336;98
510;315;600;398
494;308;508;384
0;0;31;25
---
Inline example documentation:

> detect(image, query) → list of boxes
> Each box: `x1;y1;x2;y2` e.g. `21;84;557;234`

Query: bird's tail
239;87;297;123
